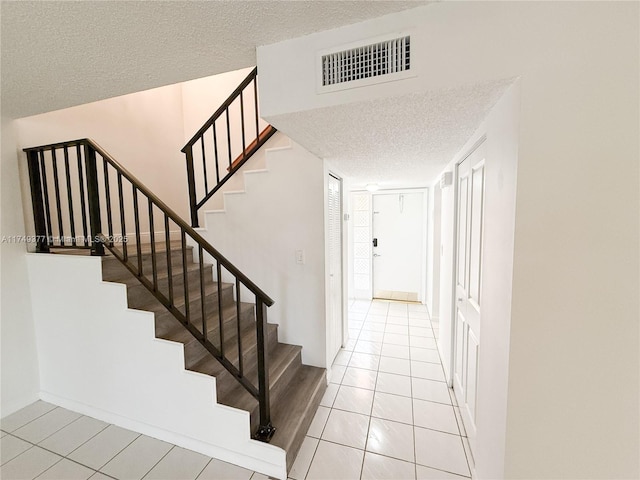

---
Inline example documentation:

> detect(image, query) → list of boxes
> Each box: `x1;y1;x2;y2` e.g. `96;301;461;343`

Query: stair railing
23;139;277;442
181;67;276;227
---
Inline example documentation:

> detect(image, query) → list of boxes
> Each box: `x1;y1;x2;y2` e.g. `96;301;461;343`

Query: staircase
100;242;325;469
22;67;326;475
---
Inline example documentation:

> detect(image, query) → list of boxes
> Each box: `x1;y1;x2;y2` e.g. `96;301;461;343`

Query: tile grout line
140;445;175;480
194;458;213;480
96;432;142;473
65;421;112;458
356;300;374;480
32;411;85;446
1;404;60;435
1;431;104;478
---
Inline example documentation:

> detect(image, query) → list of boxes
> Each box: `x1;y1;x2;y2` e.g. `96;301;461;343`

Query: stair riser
183;305;257;365
185;321;278;373
124;248;195;273
211;324;281;385
179;285;236;320
125;265;214;300
127;281;234;314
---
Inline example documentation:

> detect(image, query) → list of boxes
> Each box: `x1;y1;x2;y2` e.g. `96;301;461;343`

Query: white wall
16;85;189;222
197;135;327;368
0;117;41;416
25;253;286;479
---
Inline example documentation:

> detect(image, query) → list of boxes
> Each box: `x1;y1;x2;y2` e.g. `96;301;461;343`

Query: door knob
373;253;382;257
457;297;463;302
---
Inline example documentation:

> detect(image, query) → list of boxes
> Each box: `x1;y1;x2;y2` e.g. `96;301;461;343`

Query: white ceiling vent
318;34;414;93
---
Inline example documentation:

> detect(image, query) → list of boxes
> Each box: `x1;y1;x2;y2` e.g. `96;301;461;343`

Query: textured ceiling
1;0;426;119
268;80;513;186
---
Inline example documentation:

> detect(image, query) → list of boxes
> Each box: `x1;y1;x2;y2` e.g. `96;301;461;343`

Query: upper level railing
181;67;276;227
24;138;276;442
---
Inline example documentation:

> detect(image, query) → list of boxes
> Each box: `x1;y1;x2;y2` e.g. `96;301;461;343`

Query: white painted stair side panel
25;253;286;480
201;131;291;212
199;140;328;369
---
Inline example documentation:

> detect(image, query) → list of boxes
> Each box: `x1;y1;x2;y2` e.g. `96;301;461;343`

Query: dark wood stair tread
271;365;326;471
102;257;211;286
227;125;276;172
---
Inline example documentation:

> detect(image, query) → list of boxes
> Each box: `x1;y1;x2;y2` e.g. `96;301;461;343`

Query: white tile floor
0;300;470;480
290;299;473;480
0;402;267;480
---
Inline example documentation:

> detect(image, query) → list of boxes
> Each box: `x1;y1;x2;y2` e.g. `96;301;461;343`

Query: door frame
370;188;429;303
448;136;486;389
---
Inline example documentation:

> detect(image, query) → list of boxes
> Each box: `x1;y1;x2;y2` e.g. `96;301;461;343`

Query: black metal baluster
39;150;53;245
253;76;260;141
84;143;104;256
181;230;190;324
103;157;114;245
26;150;49;253
117;172;127;261
50;148;64;245
185;146;199;228
148;199;157;290
236;278;243;376
212;124;220;184
132;185;142;274
76;145;89;246
239;91;246;158
226;108;232;170
217;261;224;355
201;136;208;197
199;245;207;341
164;214;173;304
255;298;274;441
62;146;76;246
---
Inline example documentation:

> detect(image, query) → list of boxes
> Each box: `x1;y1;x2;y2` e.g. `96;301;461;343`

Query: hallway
291;299;473;480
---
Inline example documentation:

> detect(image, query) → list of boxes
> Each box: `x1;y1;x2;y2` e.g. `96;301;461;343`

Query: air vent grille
321;36;410;87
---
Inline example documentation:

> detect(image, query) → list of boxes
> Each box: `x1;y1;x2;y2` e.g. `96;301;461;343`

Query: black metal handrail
24;138;276;441
181;67;276;227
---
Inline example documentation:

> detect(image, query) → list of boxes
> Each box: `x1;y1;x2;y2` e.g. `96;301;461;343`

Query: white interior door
328;174;343;363
372;192;424;301
453;143;486;456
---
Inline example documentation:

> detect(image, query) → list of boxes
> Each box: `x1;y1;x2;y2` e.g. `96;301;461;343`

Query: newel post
84;142;104;256
26;149;50;253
